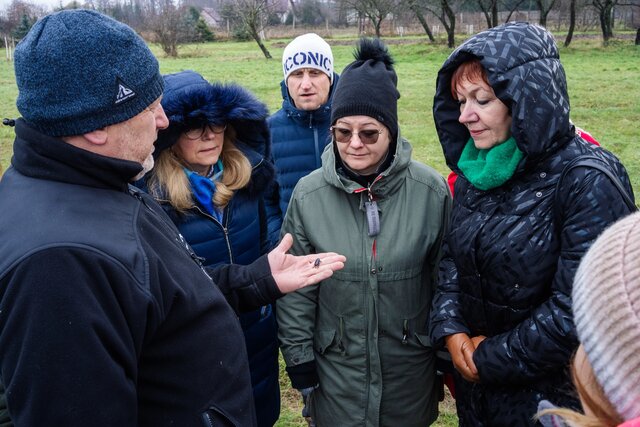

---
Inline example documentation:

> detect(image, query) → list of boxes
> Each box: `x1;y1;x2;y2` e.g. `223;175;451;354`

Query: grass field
0;32;638;426
1;33;639;184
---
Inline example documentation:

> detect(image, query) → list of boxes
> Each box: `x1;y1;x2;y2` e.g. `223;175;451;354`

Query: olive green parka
277;134;451;427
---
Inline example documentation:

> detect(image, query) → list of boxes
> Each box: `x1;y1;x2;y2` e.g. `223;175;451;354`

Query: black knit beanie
331;38;400;139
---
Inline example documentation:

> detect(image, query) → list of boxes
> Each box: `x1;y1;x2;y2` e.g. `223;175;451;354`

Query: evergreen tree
11;13;32;40
195;17;215;42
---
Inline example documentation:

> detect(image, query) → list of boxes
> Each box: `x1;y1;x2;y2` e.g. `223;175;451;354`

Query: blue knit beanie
14;9;164;137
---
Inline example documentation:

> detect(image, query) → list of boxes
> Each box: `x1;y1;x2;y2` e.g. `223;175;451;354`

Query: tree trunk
256;38;272;59
491;1;498;26
288;0;297;24
599;1;614;43
537;0;559;28
409;2;435;41
478;0;496;28
443;0;456;47
374;18;382;37
564;0;576;46
249;25;272;59
635;28;640;45
504;0;526;22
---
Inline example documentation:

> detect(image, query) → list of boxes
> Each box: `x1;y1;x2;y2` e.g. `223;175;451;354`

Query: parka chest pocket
317;269;366;317
378;265;430;320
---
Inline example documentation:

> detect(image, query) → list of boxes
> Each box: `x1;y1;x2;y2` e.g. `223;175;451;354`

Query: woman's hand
445;333;482;383
267;233;346;293
471;335;486;349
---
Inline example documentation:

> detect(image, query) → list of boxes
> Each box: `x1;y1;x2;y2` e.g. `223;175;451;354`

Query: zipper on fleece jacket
130;189;209;276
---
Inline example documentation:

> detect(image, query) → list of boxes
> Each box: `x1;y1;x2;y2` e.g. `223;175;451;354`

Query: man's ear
83;128;108;146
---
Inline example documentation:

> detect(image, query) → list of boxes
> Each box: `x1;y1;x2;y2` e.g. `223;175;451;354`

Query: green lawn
2;33;638;186
0;32;638;426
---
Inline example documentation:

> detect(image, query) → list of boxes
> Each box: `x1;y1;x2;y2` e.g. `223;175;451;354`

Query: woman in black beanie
276;38;451;427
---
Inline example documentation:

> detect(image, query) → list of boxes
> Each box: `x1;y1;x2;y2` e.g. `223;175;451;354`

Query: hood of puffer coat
433;22;575;175
155;70;274;197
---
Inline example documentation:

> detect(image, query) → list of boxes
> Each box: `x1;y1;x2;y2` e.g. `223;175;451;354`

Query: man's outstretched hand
268;233;346;294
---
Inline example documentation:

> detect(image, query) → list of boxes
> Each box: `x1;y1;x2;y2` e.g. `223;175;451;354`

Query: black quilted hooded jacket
429;22;634;426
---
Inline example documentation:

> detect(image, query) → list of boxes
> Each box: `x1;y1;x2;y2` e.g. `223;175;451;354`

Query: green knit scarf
457;137;523;191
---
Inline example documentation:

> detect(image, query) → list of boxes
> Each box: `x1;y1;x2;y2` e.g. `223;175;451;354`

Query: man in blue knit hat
0;10;344;427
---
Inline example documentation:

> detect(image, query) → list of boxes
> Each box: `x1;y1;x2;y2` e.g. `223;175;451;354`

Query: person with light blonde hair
145;70;282;427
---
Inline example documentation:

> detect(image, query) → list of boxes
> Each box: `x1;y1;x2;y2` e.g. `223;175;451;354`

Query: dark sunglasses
184;123;227;140
331;126;384;145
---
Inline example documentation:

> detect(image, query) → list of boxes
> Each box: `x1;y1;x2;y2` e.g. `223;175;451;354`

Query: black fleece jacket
0;120;282;427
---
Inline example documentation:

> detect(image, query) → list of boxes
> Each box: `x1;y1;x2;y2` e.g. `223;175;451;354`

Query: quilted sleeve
473;161;634;384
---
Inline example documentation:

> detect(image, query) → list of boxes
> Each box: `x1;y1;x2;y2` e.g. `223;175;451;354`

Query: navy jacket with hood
265;73;338;244
429;22;634;426
0;119;283;427
149;71;280;427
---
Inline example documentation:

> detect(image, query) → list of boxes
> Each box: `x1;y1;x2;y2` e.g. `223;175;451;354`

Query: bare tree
592;0;617;42
565;0;577;45
1;0;46;41
146;0;181;57
288;0;298;28
413;0;457;47
477;0;499;27
504;0;528;21
405;0;435;41
536;0;559;25
475;0;528;29
347;0;397;37
228;0;273;58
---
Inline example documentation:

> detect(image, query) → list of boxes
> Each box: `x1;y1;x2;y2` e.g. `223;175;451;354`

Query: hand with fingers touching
445;333;481;383
267;233;346;294
471;335;486;349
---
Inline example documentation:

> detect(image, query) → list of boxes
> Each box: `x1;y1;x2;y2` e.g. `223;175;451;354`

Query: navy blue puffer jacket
430;23;634;426
265;74;338;244
150;71;280;427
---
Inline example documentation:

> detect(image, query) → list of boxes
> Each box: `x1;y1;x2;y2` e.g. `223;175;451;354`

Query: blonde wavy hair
536;349;623;427
148;126;252;212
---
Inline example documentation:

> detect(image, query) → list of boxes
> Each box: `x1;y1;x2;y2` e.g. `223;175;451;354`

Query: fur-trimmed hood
155;70;274;197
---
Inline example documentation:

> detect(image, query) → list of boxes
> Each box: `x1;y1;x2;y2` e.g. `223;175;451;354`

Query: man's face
287;68;331;111
107;97;168;177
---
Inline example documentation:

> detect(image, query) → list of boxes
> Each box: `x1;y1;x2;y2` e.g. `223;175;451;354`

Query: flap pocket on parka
414;333;433;348
314;329;336;355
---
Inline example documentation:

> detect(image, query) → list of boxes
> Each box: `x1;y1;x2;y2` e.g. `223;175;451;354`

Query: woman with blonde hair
144;70;281;427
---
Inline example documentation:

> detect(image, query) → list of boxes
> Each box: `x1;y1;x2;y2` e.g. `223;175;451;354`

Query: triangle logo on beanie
114;77;137;105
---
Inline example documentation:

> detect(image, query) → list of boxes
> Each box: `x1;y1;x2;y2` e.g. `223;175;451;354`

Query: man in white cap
266;33;339;245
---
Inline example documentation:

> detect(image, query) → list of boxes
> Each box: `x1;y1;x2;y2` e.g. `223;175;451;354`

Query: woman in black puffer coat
429;22;635;426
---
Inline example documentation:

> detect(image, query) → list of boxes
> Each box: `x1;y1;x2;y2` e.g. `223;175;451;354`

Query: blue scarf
184;160;224;222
